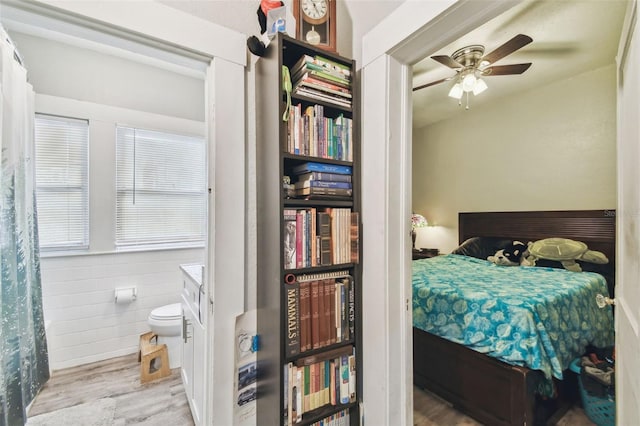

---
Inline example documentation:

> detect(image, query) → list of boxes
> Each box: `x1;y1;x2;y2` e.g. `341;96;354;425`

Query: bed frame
413;210;616;426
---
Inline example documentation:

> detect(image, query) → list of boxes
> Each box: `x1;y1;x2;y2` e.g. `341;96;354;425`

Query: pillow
451;237;514;260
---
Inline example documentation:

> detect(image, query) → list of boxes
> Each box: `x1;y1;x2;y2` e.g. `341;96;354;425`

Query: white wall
412;63;617;253
10;31;207;370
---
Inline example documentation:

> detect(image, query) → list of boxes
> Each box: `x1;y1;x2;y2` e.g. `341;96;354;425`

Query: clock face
301;0;328;22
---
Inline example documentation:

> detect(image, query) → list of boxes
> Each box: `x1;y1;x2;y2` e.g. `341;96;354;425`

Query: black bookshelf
256;33;361;426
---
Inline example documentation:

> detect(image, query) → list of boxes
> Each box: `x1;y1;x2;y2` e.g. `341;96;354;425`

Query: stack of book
283;207;358;269
290;54;352;108
291;162;352;199
284;346;356;425
286;104;353;161
284;272;355;357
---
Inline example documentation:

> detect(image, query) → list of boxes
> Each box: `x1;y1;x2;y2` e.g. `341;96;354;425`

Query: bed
412;210;616;426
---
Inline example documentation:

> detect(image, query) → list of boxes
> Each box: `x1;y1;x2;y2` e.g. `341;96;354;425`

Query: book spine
316;211;331;266
310;280;320;350
348;353;356;403
348;277;355;339
339;355;349;404
328;280;336;345
350;211;359;264
295;180;352;189
295;210;303;268
339;279;347;341
295;187;353;197
295;367;303;423
292;162;352;175
299;281;311;352
285;283;300;357
284;209;297;269
317;279;326;349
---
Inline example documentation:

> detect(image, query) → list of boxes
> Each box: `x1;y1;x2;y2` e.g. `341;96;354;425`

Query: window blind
34;114;89;250
115;126;206;247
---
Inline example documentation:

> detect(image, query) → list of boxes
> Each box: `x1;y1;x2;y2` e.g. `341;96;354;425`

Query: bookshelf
256;33;361;426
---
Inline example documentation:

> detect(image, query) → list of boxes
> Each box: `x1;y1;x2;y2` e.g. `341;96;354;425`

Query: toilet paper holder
114;287;137;304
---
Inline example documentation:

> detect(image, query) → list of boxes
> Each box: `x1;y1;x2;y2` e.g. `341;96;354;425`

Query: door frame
1;2;246;425
359;1;524;424
615;0;639;424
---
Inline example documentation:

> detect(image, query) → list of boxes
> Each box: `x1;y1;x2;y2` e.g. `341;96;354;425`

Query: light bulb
462;73;476;92
473;78;488;95
448;83;463;99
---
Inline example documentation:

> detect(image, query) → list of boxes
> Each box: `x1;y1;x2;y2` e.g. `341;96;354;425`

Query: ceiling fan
413;34;533;100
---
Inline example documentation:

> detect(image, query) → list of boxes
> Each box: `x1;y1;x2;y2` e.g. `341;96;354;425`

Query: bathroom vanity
180;264;206;425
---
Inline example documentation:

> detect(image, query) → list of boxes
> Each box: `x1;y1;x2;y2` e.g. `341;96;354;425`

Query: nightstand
412;249;440;260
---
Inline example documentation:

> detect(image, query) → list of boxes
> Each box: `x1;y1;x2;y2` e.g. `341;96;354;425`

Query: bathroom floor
28;353;194;425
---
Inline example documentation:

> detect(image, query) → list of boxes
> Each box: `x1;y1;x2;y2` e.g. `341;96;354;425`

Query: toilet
147;303;182;369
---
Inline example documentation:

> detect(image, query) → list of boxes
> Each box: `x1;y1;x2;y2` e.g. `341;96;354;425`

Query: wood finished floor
413;385;596;426
28;354;194;425
29;354;595;425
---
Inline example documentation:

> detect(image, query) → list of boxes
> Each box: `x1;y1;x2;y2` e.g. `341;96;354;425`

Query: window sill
40;243;204;258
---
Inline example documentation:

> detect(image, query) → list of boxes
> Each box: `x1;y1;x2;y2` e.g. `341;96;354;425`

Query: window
34;114;89;250
116;126;206;247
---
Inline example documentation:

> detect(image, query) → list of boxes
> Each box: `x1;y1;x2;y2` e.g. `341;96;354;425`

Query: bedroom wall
412;64;617;253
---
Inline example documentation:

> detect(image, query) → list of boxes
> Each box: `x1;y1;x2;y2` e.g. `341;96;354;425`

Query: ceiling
412;0;629;129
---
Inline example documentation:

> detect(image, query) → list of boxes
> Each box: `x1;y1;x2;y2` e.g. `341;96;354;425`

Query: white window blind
116;126;206;247
34;114;89;250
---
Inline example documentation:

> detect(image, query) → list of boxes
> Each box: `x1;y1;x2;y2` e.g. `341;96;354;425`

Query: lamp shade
473;78;488;95
448;83;463;99
411;213;428;230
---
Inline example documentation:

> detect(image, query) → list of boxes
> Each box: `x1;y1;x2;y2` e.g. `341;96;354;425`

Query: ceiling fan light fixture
448;83;463;99
461;72;476;92
473;78;488;95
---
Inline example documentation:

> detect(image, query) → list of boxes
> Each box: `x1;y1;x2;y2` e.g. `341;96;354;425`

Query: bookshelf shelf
256;33;361;426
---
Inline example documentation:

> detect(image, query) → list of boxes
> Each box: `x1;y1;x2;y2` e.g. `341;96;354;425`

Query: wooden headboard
459;210;616;294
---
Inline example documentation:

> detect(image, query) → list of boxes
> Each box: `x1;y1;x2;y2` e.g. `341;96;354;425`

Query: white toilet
147;303;182;369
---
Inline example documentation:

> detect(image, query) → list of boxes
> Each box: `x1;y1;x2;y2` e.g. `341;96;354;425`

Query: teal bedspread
412;254;614;383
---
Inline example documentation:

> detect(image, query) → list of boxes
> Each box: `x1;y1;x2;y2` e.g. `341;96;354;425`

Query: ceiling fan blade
430;55;463;69
482;34;533;65
413;76;453;91
482;63;532;76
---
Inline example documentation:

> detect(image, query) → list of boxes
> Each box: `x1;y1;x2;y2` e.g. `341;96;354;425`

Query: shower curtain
0;27;49;426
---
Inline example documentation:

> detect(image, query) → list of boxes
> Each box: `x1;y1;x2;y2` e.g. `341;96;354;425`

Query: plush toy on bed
487;241;529;266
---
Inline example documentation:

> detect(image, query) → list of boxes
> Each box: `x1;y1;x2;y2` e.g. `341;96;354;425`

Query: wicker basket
569;358;615;426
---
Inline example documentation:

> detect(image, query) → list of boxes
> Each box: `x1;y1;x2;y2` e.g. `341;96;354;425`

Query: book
327;280;336;345
310;280;320;350
293;76;352;97
291;54;351;81
317;212;332;266
283;209;297;269
295;367;303;423
339;355;349;404
296;171;352;183
338;279;347;341
350;211;359;264
292;161;352;175
296;210;303;268
317;280;326;349
285;283;300;357
295;187;353;197
292;67;350;89
294;180;352;190
347;277;355;339
348;354;356;403
294;87;352;108
299;281;312;352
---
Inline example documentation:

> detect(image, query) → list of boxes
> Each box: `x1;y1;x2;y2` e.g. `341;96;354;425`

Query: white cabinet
181;264;206;426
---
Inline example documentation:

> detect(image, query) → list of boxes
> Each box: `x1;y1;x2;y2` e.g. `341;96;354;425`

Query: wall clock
293;0;336;52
